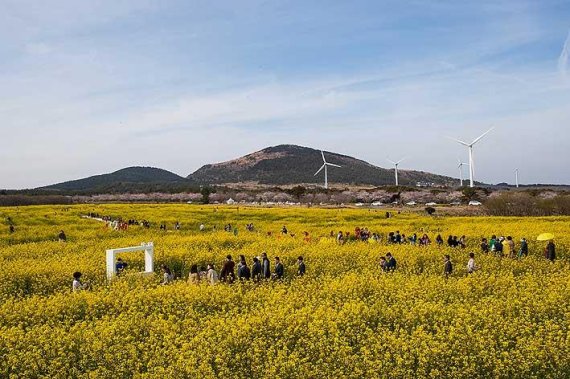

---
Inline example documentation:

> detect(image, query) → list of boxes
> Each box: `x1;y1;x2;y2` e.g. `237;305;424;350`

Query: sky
1;0;570;189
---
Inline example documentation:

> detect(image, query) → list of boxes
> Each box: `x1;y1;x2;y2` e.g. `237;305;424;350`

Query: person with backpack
518;238;528;258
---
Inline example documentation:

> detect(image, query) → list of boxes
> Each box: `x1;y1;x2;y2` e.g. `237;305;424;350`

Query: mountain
42;167;193;193
188;144;457;186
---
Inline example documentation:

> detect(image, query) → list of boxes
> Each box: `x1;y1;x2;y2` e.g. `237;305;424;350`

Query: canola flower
0;204;568;378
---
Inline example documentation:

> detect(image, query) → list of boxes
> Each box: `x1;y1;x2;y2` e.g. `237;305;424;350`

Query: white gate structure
106;242;154;280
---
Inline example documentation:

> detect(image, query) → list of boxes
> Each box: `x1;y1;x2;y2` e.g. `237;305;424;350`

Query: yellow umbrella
537;233;554;241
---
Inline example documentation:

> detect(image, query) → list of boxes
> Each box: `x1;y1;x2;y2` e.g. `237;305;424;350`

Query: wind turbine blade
471;127;494;145
314;164;325;176
446;136;469;146
321;151;326;163
396;157;406;165
326;163;341;168
386;158;396;165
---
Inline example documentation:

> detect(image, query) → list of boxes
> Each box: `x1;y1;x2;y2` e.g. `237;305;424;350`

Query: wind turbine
447;128;493;188
387;158;405;186
457;159;468;187
515;168;519;188
314;151;341;189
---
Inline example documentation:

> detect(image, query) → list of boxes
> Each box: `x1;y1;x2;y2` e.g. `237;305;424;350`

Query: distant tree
200;187;213;204
287;186;306;200
461;187;478;202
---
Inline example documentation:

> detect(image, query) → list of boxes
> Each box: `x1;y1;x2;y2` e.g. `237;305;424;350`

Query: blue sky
1;0;569;188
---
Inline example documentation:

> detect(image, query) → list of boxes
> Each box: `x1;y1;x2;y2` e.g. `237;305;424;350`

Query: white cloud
558;30;570;78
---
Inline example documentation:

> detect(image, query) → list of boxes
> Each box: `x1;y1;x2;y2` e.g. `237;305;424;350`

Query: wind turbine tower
447;128;494;188
387;158;405;186
314;151;341;189
457;159;468;187
515;168;519;188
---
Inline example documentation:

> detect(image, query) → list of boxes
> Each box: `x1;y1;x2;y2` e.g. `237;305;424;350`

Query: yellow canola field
0;204;569;378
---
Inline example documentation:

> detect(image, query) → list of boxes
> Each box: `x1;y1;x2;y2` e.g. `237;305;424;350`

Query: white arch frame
106;242;154;280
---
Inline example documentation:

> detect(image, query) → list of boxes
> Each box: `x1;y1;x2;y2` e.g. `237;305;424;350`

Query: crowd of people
65;219;559;292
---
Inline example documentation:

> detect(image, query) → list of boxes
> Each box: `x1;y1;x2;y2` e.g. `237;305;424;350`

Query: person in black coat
545;241;556;261
273;256;284;280
261;252;271;279
385;253;397;272
251;257;262;281
297;256;306;276
237;259;251;281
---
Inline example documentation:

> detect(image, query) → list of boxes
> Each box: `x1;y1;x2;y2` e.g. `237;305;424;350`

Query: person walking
545;240;556;261
505;236;516;258
467;253;478;274
273;257;284;280
161;265;174;285
188;264;200;284
494;238;504;257
206;264;219;285
297;256;306;276
220;255;236;283
443;255;453;278
251;257;262;282
261;252;271;279
518;238;528;258
72;272;88;292
237;258;251;281
480;238;489;253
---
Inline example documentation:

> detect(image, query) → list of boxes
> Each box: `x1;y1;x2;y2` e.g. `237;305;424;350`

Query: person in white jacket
467;252;478;274
206;263;219;285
